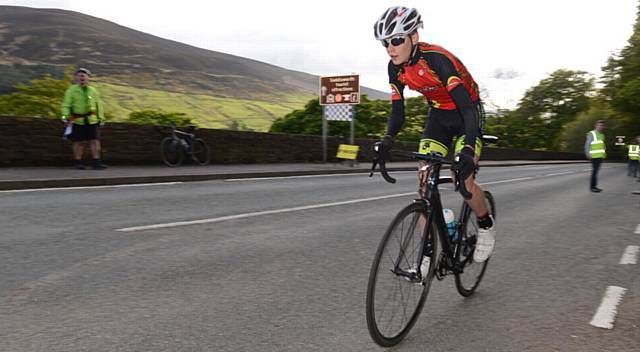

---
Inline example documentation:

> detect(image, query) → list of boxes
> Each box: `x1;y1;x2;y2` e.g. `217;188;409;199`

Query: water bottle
443;208;458;241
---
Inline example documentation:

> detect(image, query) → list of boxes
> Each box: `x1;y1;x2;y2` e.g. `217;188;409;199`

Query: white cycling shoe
473;215;495;263
405;256;431;282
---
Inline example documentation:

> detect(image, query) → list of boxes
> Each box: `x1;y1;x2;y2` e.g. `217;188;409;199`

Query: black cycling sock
477;214;493;229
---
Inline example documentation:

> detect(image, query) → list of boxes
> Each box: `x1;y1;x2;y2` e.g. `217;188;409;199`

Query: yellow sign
336;144;359;160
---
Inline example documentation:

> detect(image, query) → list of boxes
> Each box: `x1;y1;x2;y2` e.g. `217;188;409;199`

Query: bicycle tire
160;137;184;167
366;202;437;347
191;138;210;165
454;191;495;297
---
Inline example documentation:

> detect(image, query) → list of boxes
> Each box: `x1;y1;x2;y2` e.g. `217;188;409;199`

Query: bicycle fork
391;207;427;283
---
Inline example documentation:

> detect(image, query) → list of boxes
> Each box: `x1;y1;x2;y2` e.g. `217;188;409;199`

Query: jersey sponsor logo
446;76;462;91
390;83;402;101
415;86;439;93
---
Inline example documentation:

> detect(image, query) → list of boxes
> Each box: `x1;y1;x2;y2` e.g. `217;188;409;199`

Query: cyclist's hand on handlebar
453;146;475;181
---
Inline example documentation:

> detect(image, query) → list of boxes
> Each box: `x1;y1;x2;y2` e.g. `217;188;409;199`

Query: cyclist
374;6;495;262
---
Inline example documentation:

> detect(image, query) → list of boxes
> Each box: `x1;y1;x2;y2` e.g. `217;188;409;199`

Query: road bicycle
160;124;210;167
365;136;497;347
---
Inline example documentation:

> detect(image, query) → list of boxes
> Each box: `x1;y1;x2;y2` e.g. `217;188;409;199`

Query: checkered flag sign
323;105;354;121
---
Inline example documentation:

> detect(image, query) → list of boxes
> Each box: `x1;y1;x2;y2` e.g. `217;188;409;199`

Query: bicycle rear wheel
454;191;495;297
366;202;437;347
191;138;210;165
160;137;184;167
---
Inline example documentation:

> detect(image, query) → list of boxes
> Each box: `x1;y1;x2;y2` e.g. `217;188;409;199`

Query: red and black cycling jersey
387;42;480;147
389;42;479;110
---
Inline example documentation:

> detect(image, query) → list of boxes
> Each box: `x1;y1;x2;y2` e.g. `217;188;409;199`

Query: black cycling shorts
68;123;100;142
419;107;482;157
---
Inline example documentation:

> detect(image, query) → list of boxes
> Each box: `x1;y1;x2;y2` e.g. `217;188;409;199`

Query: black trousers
628;160;639;177
591;158;603;189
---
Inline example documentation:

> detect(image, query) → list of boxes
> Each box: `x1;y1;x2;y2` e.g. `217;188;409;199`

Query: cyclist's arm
387;61;406;137
429;53;479;149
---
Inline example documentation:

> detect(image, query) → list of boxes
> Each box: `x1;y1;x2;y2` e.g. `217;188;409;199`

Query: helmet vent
386;22;396;36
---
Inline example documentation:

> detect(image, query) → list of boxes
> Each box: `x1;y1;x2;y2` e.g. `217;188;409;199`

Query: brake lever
369;158;379;177
453;156;473;200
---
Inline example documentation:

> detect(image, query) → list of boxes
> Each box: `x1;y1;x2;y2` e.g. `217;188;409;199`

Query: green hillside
94;81;312;130
0;6;386;130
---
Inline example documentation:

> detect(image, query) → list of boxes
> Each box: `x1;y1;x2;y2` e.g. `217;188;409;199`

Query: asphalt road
1;163;638;351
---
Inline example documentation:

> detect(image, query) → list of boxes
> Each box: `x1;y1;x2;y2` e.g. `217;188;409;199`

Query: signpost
319;75;360;105
319;74;360;163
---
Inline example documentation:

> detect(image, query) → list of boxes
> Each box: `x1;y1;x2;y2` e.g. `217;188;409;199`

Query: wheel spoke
455;192;494;296
367;204;432;346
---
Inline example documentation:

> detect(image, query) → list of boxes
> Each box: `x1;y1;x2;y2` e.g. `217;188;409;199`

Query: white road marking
515;165;555;170
225;165;583;183
0;182;183;193
619;245;639;265
480;177;533;185
590;286;627;329
544;171;574;177
115;172;588;232
634;224;640;235
116;192;416;232
224;172;388;182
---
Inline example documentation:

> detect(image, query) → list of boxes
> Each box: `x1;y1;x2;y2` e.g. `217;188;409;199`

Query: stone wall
0;116;585;166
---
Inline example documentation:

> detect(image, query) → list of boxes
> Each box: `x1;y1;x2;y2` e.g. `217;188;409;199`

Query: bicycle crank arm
390;268;421;283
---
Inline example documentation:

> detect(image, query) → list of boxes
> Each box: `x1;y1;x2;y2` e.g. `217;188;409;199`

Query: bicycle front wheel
366;202;437;347
191;138;210;165
454;191;495;297
160;137;184;167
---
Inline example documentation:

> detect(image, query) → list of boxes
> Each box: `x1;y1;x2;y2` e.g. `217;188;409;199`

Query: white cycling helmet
374;6;423;41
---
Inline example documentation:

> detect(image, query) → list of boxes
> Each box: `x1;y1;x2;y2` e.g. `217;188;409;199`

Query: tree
269;98;324;135
0;66;74;118
599;2;640;139
269;95;390;138
126;110;194;126
513;69;595;149
229;120;254;131
269;95;430;141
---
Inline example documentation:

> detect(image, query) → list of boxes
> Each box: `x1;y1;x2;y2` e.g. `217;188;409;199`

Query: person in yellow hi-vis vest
627;135;640;178
61;68;107;169
585;120;606;192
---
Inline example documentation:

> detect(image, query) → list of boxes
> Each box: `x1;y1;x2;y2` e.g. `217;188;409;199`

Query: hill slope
0;6;386;129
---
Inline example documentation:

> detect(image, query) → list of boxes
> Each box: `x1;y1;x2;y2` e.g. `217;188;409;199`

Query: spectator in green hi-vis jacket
61;68;107;169
585;120;606;192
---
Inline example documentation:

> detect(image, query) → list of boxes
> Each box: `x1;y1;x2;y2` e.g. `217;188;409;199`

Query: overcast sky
3;0;638;108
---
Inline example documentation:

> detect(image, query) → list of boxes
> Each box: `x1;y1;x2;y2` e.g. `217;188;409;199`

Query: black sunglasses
381;36;406;48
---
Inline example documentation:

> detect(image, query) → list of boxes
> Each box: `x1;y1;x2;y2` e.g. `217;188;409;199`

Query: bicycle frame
389;161;459;281
370;149;470;278
170;126;195;153
415;162;459;275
